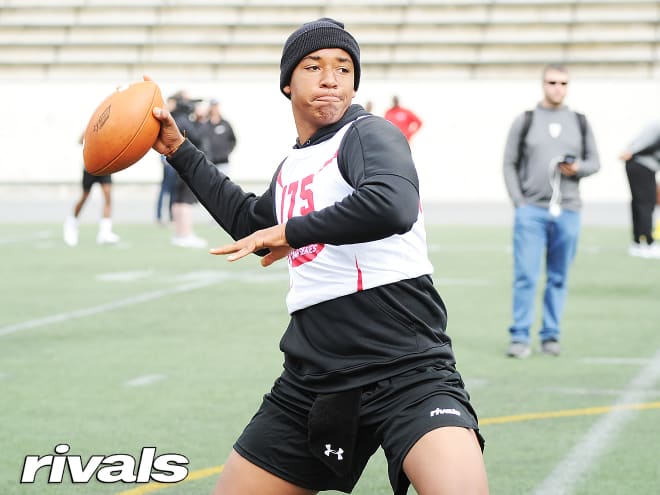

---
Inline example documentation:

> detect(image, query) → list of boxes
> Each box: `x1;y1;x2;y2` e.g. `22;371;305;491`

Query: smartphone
562;154;576;164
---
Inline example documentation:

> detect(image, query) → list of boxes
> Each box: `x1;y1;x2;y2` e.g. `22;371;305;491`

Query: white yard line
533;347;660;495
0;275;229;338
125;374;167;387
0;230;51;245
0;269;289;338
580;357;651;366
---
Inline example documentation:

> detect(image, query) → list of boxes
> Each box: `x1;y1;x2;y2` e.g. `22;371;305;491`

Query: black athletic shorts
174;175;198;204
82;169;111;191
234;364;484;495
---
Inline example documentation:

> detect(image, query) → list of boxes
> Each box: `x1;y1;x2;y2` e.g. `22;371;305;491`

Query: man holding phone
502;64;601;358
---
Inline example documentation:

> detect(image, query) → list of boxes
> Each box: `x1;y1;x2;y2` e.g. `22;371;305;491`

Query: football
83;80;163;175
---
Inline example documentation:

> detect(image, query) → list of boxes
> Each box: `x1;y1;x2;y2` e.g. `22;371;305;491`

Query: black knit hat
279;18;360;98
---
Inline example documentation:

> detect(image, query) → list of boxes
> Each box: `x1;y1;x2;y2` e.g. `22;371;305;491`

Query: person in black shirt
168;92;208;248
203;99;237;175
149;18;488;495
619;120;660;258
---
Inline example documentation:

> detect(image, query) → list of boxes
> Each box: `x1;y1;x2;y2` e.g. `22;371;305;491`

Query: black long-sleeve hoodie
167;104;455;392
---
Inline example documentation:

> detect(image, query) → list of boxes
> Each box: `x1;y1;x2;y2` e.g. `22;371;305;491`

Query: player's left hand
210;223;292;267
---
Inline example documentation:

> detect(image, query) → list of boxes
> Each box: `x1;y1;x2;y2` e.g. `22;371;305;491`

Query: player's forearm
168;139;276;239
285;174;419;248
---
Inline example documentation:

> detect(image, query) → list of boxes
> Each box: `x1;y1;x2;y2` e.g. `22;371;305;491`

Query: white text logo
20;444;189;484
430;408;461;417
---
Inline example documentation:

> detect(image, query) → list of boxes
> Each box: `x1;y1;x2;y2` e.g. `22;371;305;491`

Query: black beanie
279;18;360;98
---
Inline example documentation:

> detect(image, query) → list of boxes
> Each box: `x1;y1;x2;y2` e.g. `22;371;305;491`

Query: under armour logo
324;444;344;460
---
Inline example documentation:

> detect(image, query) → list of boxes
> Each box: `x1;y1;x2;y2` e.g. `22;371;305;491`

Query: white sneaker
171;235;208;248
63;217;79;247
646;243;660;259
97;230;120;244
628;243;648;258
97;218;120;244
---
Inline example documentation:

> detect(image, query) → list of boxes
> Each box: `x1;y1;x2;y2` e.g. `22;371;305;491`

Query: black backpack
515;110;588;170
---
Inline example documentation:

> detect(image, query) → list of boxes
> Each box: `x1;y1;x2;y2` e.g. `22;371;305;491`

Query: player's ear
283;85;291;96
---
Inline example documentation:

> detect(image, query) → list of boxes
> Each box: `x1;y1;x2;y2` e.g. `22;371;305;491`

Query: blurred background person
502;64;600;358
384;95;422;142
169;91;207;248
155;95;180;225
156;154;176;225
655;187;660;240
202;98;237;175
619;119;660;258
64;133;120;246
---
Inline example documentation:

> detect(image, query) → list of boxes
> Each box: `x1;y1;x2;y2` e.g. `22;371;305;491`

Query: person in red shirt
384;95;423;141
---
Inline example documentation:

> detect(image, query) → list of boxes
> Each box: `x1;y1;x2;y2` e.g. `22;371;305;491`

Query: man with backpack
502;64;601;358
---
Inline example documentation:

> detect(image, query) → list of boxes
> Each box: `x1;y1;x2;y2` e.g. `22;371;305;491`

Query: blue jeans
509;205;580;344
156;161;177;222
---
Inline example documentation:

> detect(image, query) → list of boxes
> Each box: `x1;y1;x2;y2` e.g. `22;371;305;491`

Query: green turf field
2;222;659;495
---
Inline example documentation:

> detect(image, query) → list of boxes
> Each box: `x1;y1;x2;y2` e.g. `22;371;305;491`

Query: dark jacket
202;119;237;165
167;104;455;392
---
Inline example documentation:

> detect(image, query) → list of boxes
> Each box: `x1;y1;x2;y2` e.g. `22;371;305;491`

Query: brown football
83;80;163;175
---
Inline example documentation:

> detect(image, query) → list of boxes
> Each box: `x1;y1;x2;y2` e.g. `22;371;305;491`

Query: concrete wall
2;75;657;204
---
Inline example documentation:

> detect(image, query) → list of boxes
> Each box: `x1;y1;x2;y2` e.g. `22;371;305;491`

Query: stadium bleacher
0;0;657;206
0;0;658;80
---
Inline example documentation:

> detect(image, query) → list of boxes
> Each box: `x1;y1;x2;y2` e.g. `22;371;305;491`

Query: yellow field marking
114;401;660;495
115;466;222;495
480;400;660;425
